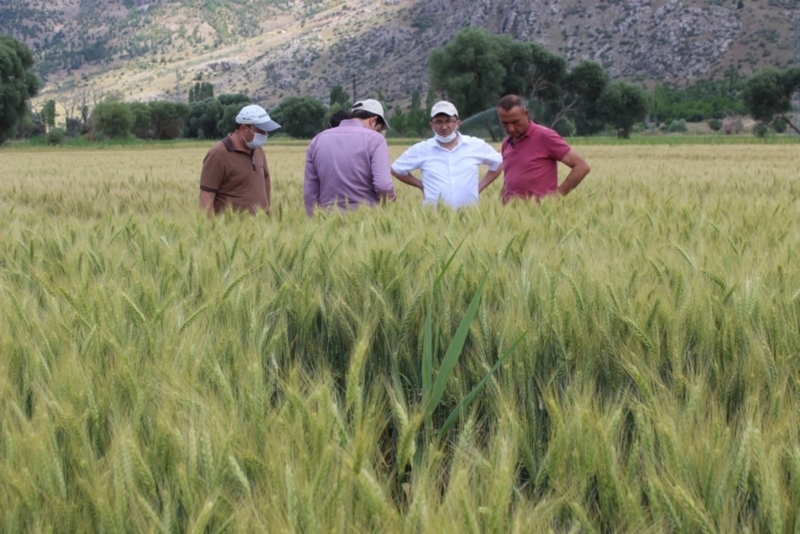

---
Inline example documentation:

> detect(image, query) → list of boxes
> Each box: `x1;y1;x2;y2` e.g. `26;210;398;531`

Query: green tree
554;60;608;135
668;118;688;133
429;29;605;138
742;66;800;135
429;29;547;140
598;81;650;139
271;96;326;139
218;105;242;135
651;72;746;125
389;107;408;136
45;127;65;146
90;101;134;139
217;93;250;107
184;97;224;139
214;94;252;135
189;82;214;103
0;35;40;143
522;42;567;105
428;28;509;120
147;101;190;140
403;90;430;137
42;99;57;131
329;85;349;107
129;102;152;139
430;29;571;119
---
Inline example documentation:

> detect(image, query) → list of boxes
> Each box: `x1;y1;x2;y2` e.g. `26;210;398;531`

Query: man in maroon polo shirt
497;94;590;204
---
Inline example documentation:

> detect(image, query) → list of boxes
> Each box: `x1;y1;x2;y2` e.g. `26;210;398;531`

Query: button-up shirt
304;119;395;215
391;133;502;208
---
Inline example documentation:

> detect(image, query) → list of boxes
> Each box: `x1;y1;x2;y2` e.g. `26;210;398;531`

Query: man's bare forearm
199;190;216;218
558;163;590;196
392;170;423;190
479;166;503;193
557;150;590;196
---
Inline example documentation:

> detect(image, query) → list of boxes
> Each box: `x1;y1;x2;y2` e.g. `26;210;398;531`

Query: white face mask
246;130;268;149
434;131;458;144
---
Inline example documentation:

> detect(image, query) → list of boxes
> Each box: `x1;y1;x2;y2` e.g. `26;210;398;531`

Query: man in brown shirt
199;104;280;216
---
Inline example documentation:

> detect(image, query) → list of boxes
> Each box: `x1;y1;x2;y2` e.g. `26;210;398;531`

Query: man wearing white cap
304;99;396;215
391;100;503;209
199;104;280;216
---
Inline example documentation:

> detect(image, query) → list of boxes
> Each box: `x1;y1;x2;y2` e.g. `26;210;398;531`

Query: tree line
2;30;799;145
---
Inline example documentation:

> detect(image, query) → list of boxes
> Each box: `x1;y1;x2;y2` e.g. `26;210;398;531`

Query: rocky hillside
1;0;797;111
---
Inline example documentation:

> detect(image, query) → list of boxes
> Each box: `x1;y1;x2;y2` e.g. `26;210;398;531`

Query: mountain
1;0;798;111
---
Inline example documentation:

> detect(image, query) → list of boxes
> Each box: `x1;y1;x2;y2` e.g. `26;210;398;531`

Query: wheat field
1;142;799;532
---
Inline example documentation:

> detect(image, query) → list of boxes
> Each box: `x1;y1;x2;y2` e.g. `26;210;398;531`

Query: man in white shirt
391;101;503;208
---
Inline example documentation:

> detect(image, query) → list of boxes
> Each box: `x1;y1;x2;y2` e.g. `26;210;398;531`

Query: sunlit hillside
1;0;797;110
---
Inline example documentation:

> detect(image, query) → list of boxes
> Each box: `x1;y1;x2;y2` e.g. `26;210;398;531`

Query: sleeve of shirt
371;137;396;200
476;140;503;171
259;149;270;180
545;129;572;161
391;144;422;175
199;145;224;192
303;141;321;215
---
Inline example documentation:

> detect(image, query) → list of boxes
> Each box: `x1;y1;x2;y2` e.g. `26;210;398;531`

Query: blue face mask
434;131;458;143
246;128;268;149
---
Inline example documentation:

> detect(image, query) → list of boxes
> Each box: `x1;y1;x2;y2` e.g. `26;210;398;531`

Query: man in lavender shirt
304;99;396;215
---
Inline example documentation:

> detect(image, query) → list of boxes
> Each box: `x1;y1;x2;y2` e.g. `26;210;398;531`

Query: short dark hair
497;94;528;112
351;109;386;130
328;109;351;128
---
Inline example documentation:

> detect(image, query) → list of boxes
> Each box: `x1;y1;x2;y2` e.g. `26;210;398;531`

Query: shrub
271;96;327;139
752;122;769;137
90;101;134;139
148;101;190;140
722;116;742;134
707;118;722;131
65;117;83;137
129;102;152;139
772;116;787;133
668;119;688;133
552;117;576;137
45;127;66;146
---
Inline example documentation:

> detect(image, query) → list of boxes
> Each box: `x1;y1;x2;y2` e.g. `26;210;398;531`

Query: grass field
1;142;799;532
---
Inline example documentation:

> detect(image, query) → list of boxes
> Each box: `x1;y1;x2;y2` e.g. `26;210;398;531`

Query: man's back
304;119;395;215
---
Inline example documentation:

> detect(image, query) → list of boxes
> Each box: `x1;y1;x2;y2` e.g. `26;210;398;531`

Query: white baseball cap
351;99;390;129
236;104;281;132
430;101;458;118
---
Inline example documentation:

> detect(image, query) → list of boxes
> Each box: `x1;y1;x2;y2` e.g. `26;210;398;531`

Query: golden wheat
0;141;799;532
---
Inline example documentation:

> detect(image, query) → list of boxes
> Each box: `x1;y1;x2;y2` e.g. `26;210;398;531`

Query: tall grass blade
438;329;528;438
426;273;487;417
